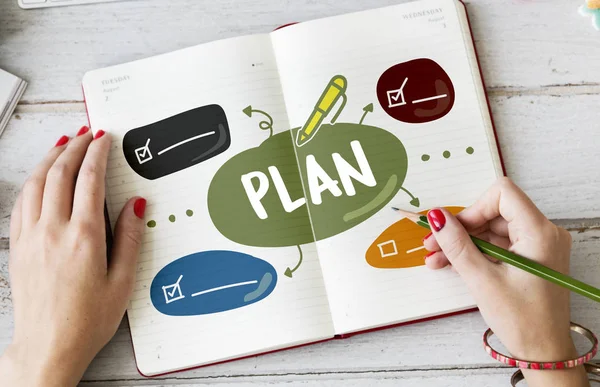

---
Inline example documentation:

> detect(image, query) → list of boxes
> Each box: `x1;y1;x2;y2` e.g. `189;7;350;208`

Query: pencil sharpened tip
391;207;422;223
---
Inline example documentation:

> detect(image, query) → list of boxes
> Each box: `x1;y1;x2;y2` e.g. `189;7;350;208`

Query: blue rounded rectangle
150;251;277;316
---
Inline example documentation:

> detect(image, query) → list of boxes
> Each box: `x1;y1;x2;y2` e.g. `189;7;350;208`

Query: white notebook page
271;0;503;334
83;34;334;375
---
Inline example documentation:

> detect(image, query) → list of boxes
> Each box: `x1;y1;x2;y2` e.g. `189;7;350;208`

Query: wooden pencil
392;207;600;303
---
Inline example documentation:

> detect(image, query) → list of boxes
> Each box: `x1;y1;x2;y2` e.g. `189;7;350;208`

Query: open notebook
82;0;504;376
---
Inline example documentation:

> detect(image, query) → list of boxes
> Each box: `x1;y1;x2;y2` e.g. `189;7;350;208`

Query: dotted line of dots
422;147;474;162
147;209;194;228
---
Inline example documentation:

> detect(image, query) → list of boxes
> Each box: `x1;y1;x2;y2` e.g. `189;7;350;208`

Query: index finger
457;177;548;233
71;130;110;221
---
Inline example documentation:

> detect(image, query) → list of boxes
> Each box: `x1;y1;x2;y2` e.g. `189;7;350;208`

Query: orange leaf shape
365;206;465;269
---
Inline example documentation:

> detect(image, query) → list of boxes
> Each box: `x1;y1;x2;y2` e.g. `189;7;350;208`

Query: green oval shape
294;123;407;241
208;130;311;247
208;123;408;247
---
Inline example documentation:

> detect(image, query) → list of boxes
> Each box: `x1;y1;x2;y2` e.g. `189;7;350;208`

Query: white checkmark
162;275;185;304
386;77;409;109
167;287;178;297
134;138;153;165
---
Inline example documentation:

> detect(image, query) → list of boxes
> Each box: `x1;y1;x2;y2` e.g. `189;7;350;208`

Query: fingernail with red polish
93;130;105;140
422;232;433;242
427;209;446;232
424;251;436;260
133;198;147;219
55;135;69;147
77;126;90;136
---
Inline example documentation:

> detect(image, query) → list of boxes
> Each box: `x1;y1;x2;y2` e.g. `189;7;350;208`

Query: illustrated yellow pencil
296;75;347;147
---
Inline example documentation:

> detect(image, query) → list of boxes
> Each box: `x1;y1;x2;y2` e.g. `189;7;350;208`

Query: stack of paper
0;68;27;137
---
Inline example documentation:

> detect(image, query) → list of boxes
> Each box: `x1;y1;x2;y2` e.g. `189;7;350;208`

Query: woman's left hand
0;126;146;387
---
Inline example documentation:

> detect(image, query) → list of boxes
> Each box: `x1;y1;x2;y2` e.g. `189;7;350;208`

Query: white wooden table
1;0;599;385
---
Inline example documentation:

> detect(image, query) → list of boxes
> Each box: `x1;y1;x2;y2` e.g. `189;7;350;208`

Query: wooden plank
0;0;599;103
1;229;598;382
78;368;515;386
2;93;600;243
491;94;600;220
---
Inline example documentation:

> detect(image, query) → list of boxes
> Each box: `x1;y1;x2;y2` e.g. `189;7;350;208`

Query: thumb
108;197;146;291
427;208;495;284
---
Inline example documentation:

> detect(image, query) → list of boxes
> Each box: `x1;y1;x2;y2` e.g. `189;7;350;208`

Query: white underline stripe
191;280;258;297
157;131;216;156
412;94;448;104
406;245;426;254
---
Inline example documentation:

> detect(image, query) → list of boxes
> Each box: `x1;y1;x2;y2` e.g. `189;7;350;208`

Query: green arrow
400;186;420;208
284;245;304;278
242;105;274;138
359;103;374;125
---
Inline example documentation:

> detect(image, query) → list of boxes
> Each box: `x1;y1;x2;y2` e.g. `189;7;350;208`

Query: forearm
522;367;590;387
0;343;86;387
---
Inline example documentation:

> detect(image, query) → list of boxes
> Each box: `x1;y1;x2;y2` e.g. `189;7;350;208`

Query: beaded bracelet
483;322;598;370
511;362;600;386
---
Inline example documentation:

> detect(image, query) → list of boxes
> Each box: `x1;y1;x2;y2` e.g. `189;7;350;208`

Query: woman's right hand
423;177;589;387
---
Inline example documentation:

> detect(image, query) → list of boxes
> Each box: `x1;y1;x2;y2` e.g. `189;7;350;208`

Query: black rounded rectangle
123;104;231;180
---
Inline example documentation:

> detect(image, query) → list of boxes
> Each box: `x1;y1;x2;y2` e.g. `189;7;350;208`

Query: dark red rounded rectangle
377;58;455;124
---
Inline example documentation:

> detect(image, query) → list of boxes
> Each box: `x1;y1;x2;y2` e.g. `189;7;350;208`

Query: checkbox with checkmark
386;77;409;108
135;138;153;165
162;275;185;304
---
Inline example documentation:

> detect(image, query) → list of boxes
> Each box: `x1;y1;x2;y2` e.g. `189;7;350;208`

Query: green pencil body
415;216;600;303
